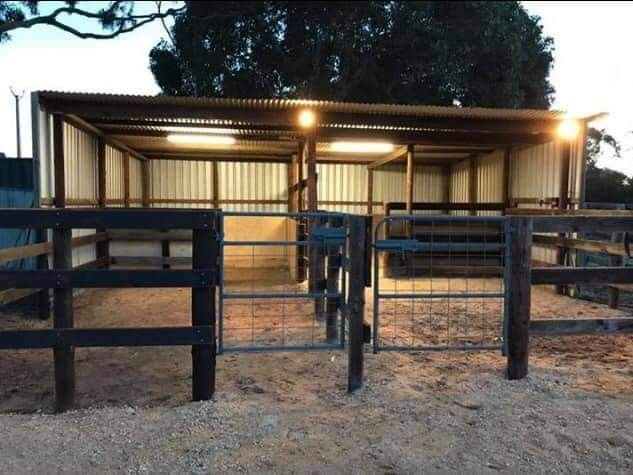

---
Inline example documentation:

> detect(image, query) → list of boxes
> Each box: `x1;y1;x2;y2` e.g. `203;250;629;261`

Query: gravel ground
1;353;633;474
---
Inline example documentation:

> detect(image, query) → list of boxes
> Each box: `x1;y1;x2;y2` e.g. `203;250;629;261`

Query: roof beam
141;151;291;163
63;114;148;162
367;146;409;169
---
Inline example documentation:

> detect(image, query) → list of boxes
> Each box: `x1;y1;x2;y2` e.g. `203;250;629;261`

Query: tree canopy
150;1;554;108
0;1;184;42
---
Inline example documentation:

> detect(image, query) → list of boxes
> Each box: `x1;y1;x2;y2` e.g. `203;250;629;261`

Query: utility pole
10;87;24;158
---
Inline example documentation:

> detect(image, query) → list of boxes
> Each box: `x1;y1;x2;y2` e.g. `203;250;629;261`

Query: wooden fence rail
0;208;220;412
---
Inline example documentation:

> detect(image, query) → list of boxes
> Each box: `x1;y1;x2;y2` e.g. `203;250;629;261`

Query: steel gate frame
372;214;510;353
218;210;349;353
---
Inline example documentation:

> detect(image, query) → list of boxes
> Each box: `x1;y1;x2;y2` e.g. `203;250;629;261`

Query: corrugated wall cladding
317;163;446;214
129;158;143;206
63;122;97;202
105;145;124;206
219;161;287;212
317;163;367;214
150;159;214;208
510;141;563;202
449;160;470;216
477;150;504;216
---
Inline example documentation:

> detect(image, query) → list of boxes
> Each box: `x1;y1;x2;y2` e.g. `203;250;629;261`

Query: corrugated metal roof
37;90;596;122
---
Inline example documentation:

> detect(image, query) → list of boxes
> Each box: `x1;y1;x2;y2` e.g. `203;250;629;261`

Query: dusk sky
1;1;631;174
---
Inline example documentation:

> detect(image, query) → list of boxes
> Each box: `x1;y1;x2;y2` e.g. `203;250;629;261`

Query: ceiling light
330;141;394;154
163;126;237;134
298;109;317;129
167;134;236;145
557;119;580;141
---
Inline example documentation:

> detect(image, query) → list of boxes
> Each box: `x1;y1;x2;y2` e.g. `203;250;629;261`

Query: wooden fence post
191;218;217;401
348;215;366;392
53;226;75;411
608;232;623;308
506;216;532;380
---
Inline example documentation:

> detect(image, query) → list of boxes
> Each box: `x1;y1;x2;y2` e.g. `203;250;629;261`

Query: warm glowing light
166;134;236;145
329;141;395;154
162;126;237;134
298;109;317;129
557;119;580;140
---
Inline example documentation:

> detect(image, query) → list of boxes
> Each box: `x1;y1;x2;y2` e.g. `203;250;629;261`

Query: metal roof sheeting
37;90;584;121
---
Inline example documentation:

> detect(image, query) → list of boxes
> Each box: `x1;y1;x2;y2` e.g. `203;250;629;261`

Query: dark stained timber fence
0;208;220;412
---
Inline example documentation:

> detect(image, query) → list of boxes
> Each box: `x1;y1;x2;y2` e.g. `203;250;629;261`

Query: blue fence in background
0;158;35;271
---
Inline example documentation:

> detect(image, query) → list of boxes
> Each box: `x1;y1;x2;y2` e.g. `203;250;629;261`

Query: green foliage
150;1;554;107
584;127;631;203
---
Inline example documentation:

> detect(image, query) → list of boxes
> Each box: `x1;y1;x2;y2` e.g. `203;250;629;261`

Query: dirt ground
1;283;633;473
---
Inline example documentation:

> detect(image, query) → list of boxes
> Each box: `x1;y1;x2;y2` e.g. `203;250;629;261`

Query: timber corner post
191;210;219;401
347;215;367;392
506;216;532;380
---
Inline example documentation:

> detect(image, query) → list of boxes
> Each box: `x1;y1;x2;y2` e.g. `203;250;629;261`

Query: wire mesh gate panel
373;215;509;352
219;211;347;353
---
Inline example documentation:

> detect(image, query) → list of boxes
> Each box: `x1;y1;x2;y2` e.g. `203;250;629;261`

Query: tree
584;128;631;203
0;1;185;42
149;1;554;108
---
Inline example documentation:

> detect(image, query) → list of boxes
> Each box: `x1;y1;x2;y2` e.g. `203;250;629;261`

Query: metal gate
218;211;348;353
373;215;509;352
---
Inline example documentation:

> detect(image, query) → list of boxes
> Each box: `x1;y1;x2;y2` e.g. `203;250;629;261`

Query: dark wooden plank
0;326;213;349
532;267;633;285
110;256;192;267
531;216;633;233
108;229;193;241
532;234;628;257
191;227;217;401
0;269;216;288
348;215;366;392
529;318;633;336
53;227;74;412
506;216;532;380
386;202;505;211
0;209;217;229
609;233;624;308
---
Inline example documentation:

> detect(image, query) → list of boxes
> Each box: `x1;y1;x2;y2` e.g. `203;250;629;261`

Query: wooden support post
556;143;572;294
405;144;414;216
123;152;130;208
443;165;451;215
141;160;150;208
326;216;342;342
212;160;219;209
348;215;366;392
288;154;296;212
306;134;317;212
608;232;624;308
297;141;304;212
191;225;217;401
161;231;170;270
502;148;511;212
469;156;478;216
506;217;532;380
366;168;374;216
52;113;75;411
96;138;109;267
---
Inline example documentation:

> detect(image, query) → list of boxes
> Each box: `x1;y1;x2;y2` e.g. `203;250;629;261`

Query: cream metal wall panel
510;141;563;202
477;150;504;216
317;163;367;214
374;163;405;212
63;122;98;202
413;165;446;202
149;159;214;209
105;145;124;206
218;161;287;212
129;158;143;207
449;160;470;216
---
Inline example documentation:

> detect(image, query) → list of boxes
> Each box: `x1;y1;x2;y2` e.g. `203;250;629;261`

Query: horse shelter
2;91;632;412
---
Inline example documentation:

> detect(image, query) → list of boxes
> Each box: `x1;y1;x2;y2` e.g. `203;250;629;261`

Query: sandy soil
1;281;633;473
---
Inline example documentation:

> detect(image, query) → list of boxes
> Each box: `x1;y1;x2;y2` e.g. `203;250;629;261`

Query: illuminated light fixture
162;126;237;134
330;141;395;154
557;119;580;140
167;134;236;145
298;109;317;129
